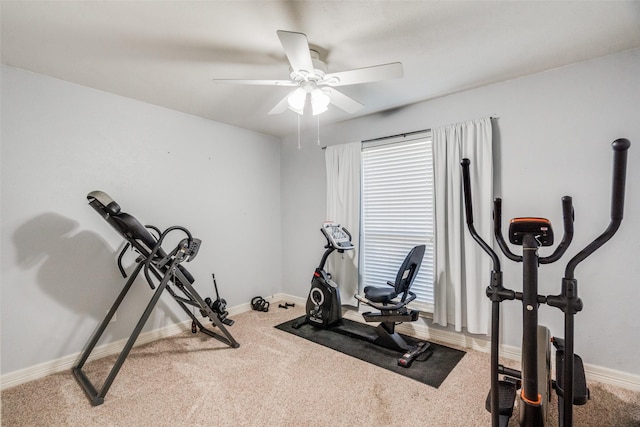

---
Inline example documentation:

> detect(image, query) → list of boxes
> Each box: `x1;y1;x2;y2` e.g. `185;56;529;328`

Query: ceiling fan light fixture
212;31;403;120
311;88;330;116
287;87;307;114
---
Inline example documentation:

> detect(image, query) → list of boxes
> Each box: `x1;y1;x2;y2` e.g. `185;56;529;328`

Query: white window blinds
360;137;435;310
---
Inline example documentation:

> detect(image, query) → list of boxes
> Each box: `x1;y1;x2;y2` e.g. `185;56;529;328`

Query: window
360;136;435;311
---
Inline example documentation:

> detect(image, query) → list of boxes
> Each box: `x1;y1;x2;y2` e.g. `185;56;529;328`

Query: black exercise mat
275;316;465;388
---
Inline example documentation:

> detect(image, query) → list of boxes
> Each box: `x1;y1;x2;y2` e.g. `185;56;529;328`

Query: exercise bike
460;138;630;427
293;222;353;328
293;222;430;368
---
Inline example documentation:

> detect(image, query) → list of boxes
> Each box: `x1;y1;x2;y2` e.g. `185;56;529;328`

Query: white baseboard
343;295;640;392
269;293;307;306
394;309;640;392
0;294;294;391
0;318;196;391
3;294;639;392
583;363;640;391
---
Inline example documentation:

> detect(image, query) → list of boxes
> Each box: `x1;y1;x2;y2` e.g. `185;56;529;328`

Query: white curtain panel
432;117;493;334
325;142;361;306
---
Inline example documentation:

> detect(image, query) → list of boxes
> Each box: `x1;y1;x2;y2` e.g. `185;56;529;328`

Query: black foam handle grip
493;198;502;232
564;138;631;278
611;138;630;221
561;196;574;235
460;158;474;225
540;195;574;264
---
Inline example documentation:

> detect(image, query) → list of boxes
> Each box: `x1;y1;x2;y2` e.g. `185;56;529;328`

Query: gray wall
1;65;282;375
280;49;640;376
2;48;638;380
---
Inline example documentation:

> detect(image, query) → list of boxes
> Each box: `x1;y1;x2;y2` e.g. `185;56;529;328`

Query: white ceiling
2;1;640;138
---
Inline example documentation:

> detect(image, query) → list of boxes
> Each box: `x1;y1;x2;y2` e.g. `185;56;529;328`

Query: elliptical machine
461;139;630;427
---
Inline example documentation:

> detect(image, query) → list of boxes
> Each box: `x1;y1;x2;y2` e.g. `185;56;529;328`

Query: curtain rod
321;117;498;149
361;117;498;143
361;128;430;144
322;128;431;149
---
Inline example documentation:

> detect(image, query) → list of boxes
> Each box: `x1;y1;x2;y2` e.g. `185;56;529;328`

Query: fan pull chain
297;114;301;150
317;115;321;145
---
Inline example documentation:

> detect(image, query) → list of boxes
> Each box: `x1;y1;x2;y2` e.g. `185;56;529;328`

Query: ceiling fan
212;30;404;116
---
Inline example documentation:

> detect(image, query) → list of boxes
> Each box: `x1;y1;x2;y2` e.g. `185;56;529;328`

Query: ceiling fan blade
268;91;295;115
325;88;364;114
277;30;314;75
323;62;403;86
212;79;297;86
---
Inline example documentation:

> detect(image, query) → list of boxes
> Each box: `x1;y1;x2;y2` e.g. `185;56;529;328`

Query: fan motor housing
290;49;327;82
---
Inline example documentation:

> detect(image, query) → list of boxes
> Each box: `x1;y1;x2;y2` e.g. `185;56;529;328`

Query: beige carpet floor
2;304;639;426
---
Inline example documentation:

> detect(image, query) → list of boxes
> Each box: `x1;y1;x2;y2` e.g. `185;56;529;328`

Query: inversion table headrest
87;190;121;216
87;191;158;254
87;190;195;285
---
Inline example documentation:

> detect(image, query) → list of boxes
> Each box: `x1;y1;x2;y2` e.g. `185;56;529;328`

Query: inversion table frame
72;191;239;406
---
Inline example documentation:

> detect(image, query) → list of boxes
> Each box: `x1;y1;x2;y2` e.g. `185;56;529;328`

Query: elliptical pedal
485;379;517;423
554;345;590;405
571;354;589;404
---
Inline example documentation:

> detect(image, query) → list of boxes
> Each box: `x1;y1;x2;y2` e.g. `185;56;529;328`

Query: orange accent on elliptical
520;390;542;405
510;217;551;224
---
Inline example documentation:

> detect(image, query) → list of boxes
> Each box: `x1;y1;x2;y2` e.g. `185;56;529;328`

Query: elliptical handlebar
539;196;574;264
610;138;631;220
460;158;501;272
494;192;574;265
564;138;630;279
493;198;522;262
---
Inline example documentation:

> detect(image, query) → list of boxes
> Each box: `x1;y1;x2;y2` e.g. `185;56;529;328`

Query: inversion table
73;191;239;405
